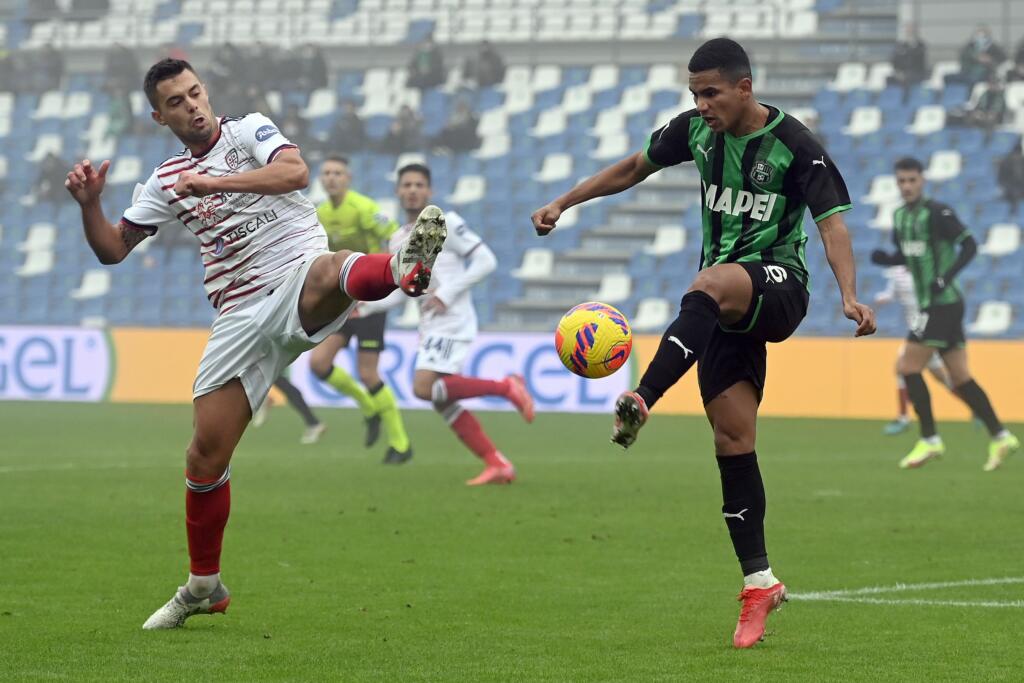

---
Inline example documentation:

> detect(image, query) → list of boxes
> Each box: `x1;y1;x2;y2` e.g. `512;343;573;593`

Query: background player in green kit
532;38;877;648
309;155;413;463
871;157;1019;471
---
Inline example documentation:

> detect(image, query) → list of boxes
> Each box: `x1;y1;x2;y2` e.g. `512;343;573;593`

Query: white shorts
193;254;353;413
414;334;472;375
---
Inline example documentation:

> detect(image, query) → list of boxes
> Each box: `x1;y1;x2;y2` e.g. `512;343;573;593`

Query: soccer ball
555;302;633;379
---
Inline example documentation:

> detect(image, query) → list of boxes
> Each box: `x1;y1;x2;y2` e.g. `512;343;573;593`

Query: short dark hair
323;154;350;167
687;37;752;82
143;58;198;109
894;156;924;174
397;163;431;185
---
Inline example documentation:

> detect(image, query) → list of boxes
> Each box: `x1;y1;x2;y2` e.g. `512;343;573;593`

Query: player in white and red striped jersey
64;58;448;630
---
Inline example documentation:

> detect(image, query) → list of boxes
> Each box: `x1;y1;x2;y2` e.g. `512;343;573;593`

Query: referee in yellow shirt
309;155;413;463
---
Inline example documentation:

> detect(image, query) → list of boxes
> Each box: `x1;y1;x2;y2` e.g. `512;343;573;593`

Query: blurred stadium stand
1;0;1022;338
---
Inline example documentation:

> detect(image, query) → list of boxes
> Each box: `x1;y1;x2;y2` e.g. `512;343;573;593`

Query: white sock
187;572;220;598
743;568;779;589
995;429;1010;440
924;435;942;446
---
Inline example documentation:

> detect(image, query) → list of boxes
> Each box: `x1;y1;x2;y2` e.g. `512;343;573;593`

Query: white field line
790;577;1024;609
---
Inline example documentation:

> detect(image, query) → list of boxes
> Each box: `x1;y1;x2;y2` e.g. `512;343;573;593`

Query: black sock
903;373;936;438
367;382;385;395
954;379;1004;436
717;452;769;576
274;376;320;427
636;291;720;409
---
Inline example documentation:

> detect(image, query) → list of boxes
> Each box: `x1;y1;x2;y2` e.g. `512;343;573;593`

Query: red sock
185;472;231;576
448;407;505;467
341;253;396;301
438;375;510;402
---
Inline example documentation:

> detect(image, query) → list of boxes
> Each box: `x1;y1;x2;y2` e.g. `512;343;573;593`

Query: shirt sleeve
791;130;853;223
362;198;398;241
442;212;484;258
931;203;970;242
237;112;298;166
120;174;177;235
643;110;697;168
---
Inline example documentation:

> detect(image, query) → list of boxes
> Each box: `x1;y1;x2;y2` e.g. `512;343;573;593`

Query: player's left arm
427;222;497;313
175;148;308;197
931;204;977;295
796;133;876;336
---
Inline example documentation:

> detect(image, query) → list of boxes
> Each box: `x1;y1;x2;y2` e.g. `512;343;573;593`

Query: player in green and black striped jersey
532;38;877;649
871;157;1019;472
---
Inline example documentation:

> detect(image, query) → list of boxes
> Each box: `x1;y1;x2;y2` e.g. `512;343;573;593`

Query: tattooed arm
66;159;151;264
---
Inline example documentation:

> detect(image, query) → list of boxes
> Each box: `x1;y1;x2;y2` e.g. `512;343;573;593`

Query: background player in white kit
873;264;954;435
360;164;535;485
63;59;447;629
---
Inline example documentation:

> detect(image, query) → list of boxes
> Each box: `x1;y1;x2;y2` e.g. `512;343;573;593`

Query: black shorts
697;262;809;404
906;300;965;352
338;312;388;352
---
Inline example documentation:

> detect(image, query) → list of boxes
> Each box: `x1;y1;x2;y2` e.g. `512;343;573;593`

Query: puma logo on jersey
696;143;711;161
812;156;827;167
900;240;928;257
703;182;779;221
667;336;693;358
723;508;748;521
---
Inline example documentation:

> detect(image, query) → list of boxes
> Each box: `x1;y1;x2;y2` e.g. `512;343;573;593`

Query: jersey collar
190;117;223;160
727;104;784;142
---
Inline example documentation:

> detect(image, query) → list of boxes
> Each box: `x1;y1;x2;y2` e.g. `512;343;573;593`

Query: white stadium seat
869;200;901;230
473;133;510;160
865;62;893;91
531;108;568;137
16;251;54;278
534;153;573;183
927;61;960;89
19;224;56;252
109;156;143;186
978;224;1021;257
632;298;672;332
447;175;486;205
907;105;946;136
591;132;630;160
968;301;1012;336
924;150;962;182
842;106;881;137
302;88;336;118
593;273;631;303
828;62;867;92
644;225;686;256
561;85;593;115
588;64;619;91
512;248;554;280
71;270;112;300
590;109;626;136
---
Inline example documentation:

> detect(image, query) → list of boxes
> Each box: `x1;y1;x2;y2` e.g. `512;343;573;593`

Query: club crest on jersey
255;125;278;142
750;160;774;185
225;148;240;169
194;196;224;227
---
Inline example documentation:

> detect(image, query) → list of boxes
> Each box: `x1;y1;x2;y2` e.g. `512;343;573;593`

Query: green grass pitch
1;402;1022;682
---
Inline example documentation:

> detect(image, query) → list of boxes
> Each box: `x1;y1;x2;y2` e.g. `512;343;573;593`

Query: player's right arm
531;110;697;236
66;158;146;265
871;227;907;267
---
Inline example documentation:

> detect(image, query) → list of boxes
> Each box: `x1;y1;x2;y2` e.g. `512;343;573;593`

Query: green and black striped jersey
644;105;852;288
892;199;969;310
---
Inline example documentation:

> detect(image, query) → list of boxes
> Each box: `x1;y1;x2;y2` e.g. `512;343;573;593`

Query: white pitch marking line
790;577;1024;609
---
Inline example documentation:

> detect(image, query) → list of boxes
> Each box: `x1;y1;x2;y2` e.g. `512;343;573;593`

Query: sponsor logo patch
255;125;278;142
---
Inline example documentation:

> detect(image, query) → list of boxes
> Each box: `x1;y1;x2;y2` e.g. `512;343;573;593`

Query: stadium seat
967;301;1012;336
927;61;960;90
906;106;946;136
842;106;882;137
531;109;568;137
447;175;486;205
862;174;899;205
978;224;1021;257
534;153;573;183
19;224;56;252
632;297;672;332
109;156;143;186
924;150;961;182
71;269;112;300
26;133;63;162
644;225;686;256
828;63;867;92
588;64;619;92
473;133;510;160
16;251;54;277
512;248;555;280
591;132;630;160
593;273;631;303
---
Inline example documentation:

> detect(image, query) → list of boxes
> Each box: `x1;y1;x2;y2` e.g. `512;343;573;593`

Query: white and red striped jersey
121;113;327;313
878;265;921;327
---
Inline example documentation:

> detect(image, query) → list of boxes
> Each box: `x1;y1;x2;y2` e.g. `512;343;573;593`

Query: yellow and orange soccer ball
555;302;632;379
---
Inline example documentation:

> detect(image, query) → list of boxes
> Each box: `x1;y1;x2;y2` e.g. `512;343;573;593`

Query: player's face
397;171;432;214
320;160;351;197
896;169;924;203
688;69;752;134
150;71;216;146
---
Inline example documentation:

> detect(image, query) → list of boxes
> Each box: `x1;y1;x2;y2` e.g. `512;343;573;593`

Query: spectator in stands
1006;38;1024;82
294;44;328;92
463;41;506;89
958;25;1005;86
889;24;927;97
105;44;140;92
328;101;368;153
380;104;423;154
36;152;69;205
406;34;446;91
280;103;314;153
997;139;1024;212
104;86;133;141
948;73;1007;138
432;100;481;153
